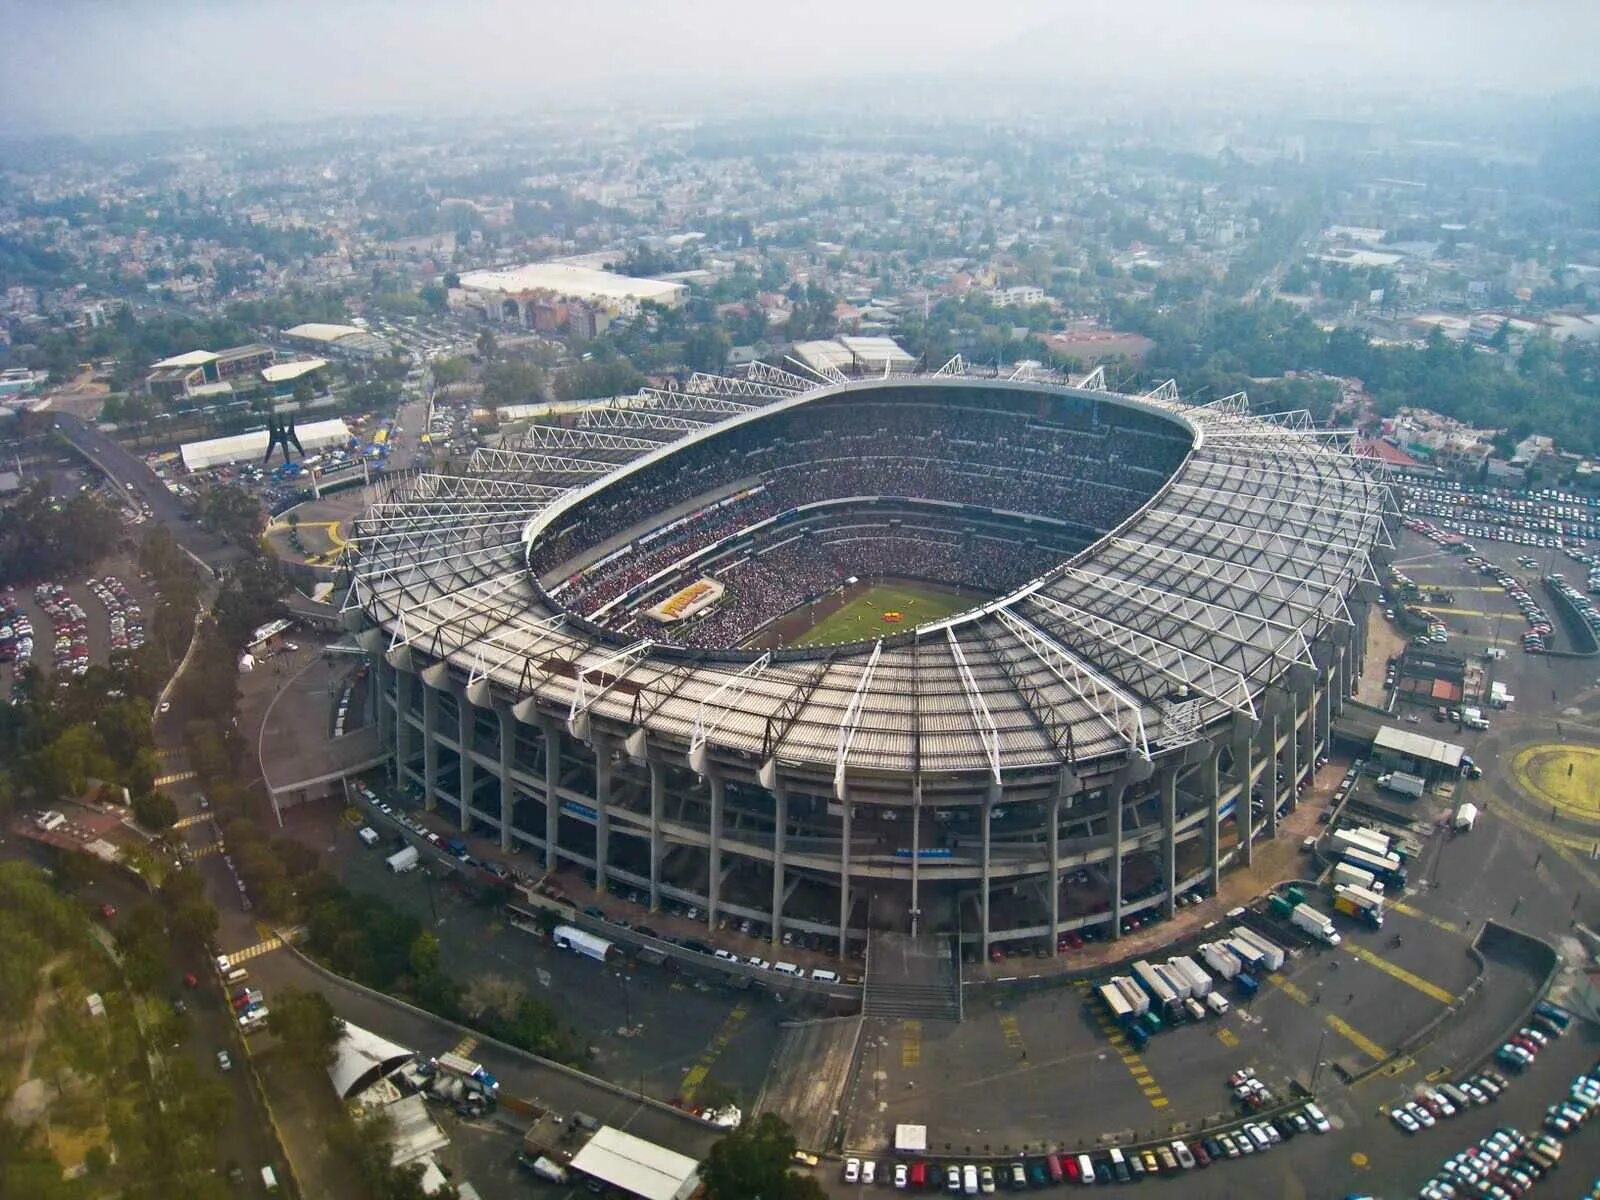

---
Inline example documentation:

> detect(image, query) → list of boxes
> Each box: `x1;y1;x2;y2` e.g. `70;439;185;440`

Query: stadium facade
346;364;1391;958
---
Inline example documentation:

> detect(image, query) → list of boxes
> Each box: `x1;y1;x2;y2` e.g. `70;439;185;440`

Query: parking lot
2;565;153;697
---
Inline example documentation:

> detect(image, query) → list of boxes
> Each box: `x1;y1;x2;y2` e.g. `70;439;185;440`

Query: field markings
1346;944;1456;1005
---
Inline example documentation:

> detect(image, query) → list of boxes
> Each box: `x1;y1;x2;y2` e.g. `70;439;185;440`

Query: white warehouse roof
458;262;686;308
568;1126;701;1200
284;323;366;343
262;358;329;383
181;416;351;472
1372;725;1464;770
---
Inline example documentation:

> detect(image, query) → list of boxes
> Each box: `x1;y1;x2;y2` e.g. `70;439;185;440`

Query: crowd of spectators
527;394;1189;577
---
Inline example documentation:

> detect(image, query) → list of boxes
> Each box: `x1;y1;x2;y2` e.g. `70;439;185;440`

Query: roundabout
1507;742;1600;827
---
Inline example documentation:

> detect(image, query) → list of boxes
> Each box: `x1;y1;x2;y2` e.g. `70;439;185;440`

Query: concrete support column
542;721;562;871
838;793;852;954
1284;694;1301;815
1048;792;1062;955
707;774;724;927
909;779;922;937
648;757;664;911
1202;747;1223;887
374;659;393;751
1108;784;1126;941
1231;724;1254;868
594;740;612;894
1160;767;1178;918
980;787;995;959
422;683;439;812
456;691;474;834
395;669;414;787
1259;689;1285;841
497;704;515;852
1318;663;1334;750
770;785;787;945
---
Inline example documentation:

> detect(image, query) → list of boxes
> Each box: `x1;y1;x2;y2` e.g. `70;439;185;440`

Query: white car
861;1160;876;1185
1303;1102;1331;1133
1390;1107;1419;1133
893;1163;908;1189
843;1158;860;1184
216;1050;232;1071
158;700;171;714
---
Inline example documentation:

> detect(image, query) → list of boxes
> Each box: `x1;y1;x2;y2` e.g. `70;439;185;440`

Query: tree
162;866;219;945
701;1113;825;1200
272;987;343;1071
132;790;178;831
475;329;497;361
461;972;524;1022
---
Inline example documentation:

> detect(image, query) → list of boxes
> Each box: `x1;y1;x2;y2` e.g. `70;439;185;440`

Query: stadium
346;362;1391;960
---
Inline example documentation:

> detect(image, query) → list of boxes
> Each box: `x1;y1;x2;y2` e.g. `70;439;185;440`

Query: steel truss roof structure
349;369;1388;786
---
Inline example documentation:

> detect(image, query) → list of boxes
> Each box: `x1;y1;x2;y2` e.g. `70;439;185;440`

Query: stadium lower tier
373;614;1363;958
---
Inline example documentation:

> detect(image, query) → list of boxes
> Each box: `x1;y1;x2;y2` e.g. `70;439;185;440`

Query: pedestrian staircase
862;931;963;1021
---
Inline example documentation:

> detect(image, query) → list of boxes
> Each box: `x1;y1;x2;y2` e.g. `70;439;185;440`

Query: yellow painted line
680;1064;708;1094
1325;1015;1387;1061
999;1014;1027;1056
189;843;220;859
901;1019;922;1069
173;812;211;830
451;1035;479;1057
1267;971;1389;1061
155;769;197;787
1347;944;1455;1005
1216;1027;1240;1047
1150;1098;1169;1109
1418;606;1502;619
682;1004;749;1101
1388;900;1464;935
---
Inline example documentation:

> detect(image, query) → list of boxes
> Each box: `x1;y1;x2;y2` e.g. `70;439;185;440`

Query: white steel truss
469;447;617;477
568;639;654;742
689;653;774;773
1076;366;1108;391
745;360;816;392
945;627;1003;784
578;407;710;433
517;425;664;454
786;354;848;387
834;640;884;797
630;387;757;415
934;354;968;377
992;607;1152;760
686;372;798;400
466;611;566;686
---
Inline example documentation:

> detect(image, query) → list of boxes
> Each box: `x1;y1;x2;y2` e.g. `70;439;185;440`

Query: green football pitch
787;582;977;647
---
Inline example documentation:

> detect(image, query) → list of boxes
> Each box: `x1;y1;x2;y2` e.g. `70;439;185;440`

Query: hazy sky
3;0;1596;135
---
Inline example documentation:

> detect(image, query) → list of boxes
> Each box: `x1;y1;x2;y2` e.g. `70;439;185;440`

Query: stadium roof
349;368;1389;785
457;262;686;307
262;358;329;383
567;1126;701;1200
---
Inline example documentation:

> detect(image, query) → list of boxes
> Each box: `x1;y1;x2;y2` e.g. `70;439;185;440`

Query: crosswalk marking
681;1004;748;1101
189;843;220;859
1346;944;1456;1005
1216;1027;1240;1048
999;1015;1027;1057
174;812;212;830
450;1035;479;1058
155;769;196;787
226;927;304;964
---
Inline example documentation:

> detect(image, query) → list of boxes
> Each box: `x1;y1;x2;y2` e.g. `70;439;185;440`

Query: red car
183;973;199;989
99;903;117;919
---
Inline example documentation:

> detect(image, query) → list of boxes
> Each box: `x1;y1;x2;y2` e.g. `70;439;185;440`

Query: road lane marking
680;1003;748;1101
1266;972;1389;1061
1216;1027;1240;1047
228;935;283;963
999;1015;1027;1058
901;1019;922;1068
173;812;212;830
1388;900;1464;935
450;1035;479;1057
155;769;197;787
1346;944;1455;1005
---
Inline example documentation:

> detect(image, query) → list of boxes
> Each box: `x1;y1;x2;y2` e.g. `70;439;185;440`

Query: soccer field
787;582;978;647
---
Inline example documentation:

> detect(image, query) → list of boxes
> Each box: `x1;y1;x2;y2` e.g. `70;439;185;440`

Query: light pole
1310;1026;1330;1094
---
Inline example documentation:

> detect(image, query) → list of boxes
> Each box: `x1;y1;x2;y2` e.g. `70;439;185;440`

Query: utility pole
1310;1026;1330;1094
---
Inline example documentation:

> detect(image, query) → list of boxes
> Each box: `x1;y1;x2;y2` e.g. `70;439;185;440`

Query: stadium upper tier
349;369;1389;787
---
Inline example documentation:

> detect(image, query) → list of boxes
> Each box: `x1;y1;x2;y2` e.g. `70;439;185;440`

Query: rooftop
567;1126;700;1200
457;262;685;305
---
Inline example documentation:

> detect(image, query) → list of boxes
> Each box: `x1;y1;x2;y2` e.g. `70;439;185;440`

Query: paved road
51;412;244;573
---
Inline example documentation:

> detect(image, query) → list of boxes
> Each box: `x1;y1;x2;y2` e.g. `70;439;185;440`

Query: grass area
788;582;976;647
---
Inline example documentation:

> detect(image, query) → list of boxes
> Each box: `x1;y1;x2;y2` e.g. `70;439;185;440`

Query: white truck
1198;941;1241;980
1153;962;1191;1002
1230;927;1287;971
1110;975;1150;1017
1331;860;1384;894
1289;903;1342;946
1453;802;1479;832
1331;826;1392;859
385;844;420;873
1377;771;1426;798
1462;707;1491;731
1166;955;1213;998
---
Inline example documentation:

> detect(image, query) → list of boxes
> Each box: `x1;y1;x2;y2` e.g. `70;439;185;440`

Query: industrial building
454;261;687;325
281;323;392;359
180;416;352;472
566;1127;702;1200
349;366;1387;964
146;343;276;401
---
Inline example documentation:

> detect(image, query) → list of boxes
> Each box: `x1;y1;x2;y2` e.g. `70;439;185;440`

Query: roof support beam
689;653;773;775
945;628;1003;785
568;640;654;743
834;641;884;798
